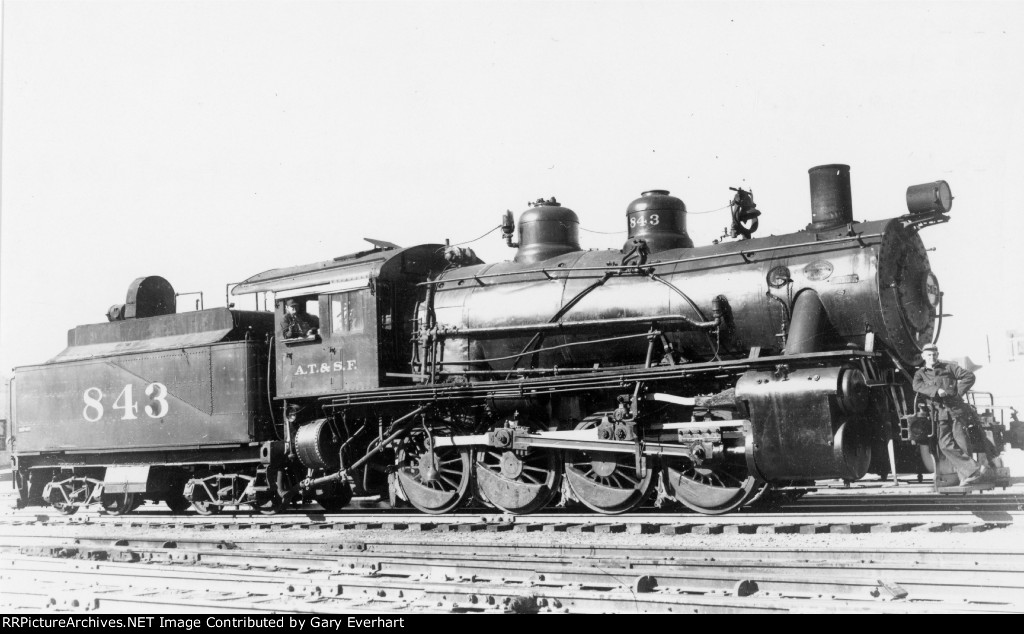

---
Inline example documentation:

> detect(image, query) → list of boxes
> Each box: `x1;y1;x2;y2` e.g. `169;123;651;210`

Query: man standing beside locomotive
282;298;320;339
913;343;991;486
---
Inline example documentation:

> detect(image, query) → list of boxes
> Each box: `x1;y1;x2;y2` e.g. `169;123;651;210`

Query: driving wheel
396;432;472;515
476;442;561;515
661;457;761;515
563;418;654;515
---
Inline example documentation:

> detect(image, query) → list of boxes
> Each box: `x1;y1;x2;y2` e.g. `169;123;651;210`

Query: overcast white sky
2;1;1023;398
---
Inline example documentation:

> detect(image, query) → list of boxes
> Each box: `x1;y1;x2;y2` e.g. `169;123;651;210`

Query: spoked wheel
563;419;654;515
476;443;562;515
165;493;191;514
51;501;79;516
253;466;295;516
661;457;761;515
396;432;472;515
191;500;222;516
47;481;89;516
100;492;139;516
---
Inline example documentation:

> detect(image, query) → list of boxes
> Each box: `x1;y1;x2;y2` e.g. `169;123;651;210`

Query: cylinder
808;164;853;231
294;419;341;470
623;190;693;253
906;180;953;214
514;199;582;264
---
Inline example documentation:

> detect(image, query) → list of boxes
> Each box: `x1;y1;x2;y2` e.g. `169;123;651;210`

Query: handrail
417;231;885;287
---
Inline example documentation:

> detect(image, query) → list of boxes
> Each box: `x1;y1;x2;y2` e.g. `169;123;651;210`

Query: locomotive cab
232;242;449;399
272;288;375;396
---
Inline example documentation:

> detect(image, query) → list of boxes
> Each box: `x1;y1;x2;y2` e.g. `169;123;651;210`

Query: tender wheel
165;494;190;514
476;444;561;515
51;502;79;516
191;500;222;516
47;481;87;516
563;419;654;515
396;433;472;515
100;492;139;516
155;471;190;514
661;457;761;515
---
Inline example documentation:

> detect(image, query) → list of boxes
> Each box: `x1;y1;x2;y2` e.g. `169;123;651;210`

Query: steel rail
4;536;1023;612
2;499;1023;527
3;509;1022;528
0;560;424;614
10;535;1024;575
8;543;1024;604
13;557;997;614
7;533;1024;568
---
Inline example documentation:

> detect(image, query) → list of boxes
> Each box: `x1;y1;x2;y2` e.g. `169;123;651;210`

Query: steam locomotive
10;164;1017;517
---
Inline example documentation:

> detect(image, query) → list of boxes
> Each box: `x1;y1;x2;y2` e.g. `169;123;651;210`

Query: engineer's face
922;349;938;368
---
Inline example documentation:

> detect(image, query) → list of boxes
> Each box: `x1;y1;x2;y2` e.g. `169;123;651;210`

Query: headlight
906;180;953;214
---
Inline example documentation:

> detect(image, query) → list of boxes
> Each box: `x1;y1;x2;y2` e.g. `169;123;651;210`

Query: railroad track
2;527;1023;614
0;513;1019;536
4;480;1021;518
2;487;1022;533
3;483;1022;613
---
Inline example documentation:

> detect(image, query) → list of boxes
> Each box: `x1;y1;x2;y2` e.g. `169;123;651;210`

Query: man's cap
284;298;299;307
922;343;939;353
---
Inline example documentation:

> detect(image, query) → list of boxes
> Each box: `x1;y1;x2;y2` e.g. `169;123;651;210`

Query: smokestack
808;164;853;231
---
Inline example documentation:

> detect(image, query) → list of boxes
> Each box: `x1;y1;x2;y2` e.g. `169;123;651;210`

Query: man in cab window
282;298;320;339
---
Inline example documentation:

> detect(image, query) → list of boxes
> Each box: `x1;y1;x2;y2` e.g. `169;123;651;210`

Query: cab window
280;296;321;342
331;291;365;334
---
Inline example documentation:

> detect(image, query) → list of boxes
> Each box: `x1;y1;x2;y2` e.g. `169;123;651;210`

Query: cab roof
231;243;446;298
